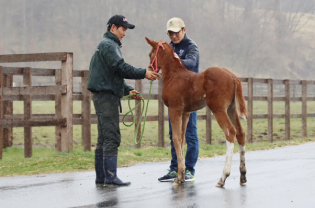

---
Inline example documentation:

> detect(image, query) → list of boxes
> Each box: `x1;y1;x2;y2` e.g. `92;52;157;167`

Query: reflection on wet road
1;142;315;208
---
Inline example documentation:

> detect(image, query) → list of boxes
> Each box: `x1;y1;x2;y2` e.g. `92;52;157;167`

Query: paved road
1;142;315;208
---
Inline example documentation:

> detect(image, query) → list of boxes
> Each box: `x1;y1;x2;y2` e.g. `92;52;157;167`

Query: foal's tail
223;68;248;118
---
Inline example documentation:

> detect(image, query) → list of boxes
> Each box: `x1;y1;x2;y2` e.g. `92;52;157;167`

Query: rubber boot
104;156;131;186
95;155;105;185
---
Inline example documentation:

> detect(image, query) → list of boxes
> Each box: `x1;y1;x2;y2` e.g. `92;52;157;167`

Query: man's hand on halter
129;90;143;100
145;71;160;81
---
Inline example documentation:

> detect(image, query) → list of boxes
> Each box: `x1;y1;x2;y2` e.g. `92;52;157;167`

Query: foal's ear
145;37;158;49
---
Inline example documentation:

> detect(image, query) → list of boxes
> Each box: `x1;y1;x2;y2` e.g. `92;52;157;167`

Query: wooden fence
240;78;315;143
1;52;315;159
132;78;315;146
0;52;74;159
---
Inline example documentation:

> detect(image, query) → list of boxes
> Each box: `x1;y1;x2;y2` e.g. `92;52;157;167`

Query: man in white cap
158;17;200;182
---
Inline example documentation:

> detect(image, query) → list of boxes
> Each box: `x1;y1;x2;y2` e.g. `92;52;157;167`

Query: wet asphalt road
1;142;315;208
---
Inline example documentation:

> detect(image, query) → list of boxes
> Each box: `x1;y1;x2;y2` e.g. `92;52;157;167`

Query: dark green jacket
87;31;146;98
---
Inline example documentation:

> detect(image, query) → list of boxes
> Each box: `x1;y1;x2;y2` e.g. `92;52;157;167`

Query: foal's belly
184;97;207;112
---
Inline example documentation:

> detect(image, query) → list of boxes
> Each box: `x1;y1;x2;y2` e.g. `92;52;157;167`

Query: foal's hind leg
227;102;247;185
181;113;191;147
238;143;247;185
212;111;236;187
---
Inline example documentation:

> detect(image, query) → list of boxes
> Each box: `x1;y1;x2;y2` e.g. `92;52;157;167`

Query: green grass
1;137;314;177
1;99;315;176
0;146;94;176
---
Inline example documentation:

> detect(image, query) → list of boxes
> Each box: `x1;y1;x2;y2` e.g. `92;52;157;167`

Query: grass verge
1;137;314;177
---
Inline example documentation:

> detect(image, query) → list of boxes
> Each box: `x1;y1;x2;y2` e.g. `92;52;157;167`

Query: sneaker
158;170;178;182
185;170;195;182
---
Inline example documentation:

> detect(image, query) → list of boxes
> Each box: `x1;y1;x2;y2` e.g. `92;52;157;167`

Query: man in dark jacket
158;17;200;182
88;14;159;186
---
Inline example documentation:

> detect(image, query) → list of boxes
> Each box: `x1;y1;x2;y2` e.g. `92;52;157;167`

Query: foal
146;37;247;187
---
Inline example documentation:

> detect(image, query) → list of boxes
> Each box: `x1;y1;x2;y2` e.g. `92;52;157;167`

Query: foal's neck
160;56;186;80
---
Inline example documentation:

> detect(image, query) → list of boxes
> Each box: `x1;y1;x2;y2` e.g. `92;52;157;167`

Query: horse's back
203;66;231;77
203;67;236;112
202;67;235;88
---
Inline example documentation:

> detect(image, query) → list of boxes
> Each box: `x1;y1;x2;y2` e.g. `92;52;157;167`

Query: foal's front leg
169;111;185;185
174;112;190;185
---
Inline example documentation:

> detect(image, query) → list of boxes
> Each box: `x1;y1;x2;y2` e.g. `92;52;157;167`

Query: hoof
173;181;180;186
215;183;224;187
240;175;247;185
173;177;185;185
215;178;225;187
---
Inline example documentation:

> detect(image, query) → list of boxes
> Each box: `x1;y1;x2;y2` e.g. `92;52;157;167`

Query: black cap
107;15;135;29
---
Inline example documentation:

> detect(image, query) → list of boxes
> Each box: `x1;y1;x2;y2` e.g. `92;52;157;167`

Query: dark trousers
93;92;121;157
169;111;199;175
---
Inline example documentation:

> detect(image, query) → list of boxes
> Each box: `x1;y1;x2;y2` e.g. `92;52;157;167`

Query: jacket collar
104;31;122;47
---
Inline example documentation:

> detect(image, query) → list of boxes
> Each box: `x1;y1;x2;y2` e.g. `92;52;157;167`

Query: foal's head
145;37;177;73
145;37;166;72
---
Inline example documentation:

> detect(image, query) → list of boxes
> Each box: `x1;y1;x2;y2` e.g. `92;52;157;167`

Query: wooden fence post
158;77;165;147
285;79;290;140
81;71;91;151
247;78;253;143
135;80;142;149
60;53;73;152
0;66;3;160
206;107;212;144
302;80;307;138
3;74;13;148
23;67;32;158
55;69;62;152
267;79;273;143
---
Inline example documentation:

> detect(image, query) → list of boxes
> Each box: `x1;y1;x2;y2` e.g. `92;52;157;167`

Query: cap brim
167;27;181;32
123;22;135;29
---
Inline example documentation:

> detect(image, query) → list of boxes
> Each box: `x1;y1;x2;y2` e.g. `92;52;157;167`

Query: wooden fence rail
1;53;315;159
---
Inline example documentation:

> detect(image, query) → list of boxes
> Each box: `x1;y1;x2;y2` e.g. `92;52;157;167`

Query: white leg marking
217;141;234;186
223;141;234;175
239;145;246;173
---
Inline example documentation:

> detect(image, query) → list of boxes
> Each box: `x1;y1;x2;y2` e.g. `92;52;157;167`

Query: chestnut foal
146;37;247;187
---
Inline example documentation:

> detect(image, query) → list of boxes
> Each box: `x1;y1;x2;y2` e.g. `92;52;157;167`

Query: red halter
148;42;165;73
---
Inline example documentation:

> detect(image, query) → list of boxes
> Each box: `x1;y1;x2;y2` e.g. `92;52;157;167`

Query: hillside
0;0;315;82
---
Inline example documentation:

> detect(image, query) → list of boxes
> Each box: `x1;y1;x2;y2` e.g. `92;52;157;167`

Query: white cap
166;17;185;32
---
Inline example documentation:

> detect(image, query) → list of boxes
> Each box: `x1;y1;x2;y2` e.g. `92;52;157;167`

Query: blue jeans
169;111;199;175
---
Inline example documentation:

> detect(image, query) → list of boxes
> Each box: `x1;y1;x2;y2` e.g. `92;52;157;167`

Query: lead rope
123;42;164;144
122;81;153;145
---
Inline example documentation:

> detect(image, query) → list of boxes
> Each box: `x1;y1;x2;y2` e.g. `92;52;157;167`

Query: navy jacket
170;34;199;73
